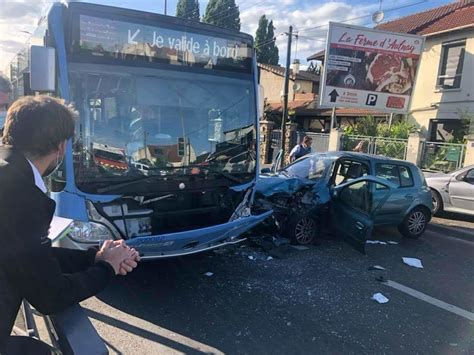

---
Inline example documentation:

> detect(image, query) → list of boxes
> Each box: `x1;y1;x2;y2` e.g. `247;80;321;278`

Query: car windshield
282;155;332;180
68;64;257;190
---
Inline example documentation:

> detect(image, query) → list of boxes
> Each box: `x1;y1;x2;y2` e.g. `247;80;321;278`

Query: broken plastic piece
387;241;399;245
366;240;388;245
248;255;256;260
204;272;214;277
368;265;385;271
266;256;273;261
402;257;423;269
371;293;389;304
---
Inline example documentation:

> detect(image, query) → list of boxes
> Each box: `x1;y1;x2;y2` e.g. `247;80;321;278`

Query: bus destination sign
78;15;252;72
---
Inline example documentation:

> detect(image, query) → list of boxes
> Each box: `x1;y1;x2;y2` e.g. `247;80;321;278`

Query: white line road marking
384;280;474;321
426;230;474;247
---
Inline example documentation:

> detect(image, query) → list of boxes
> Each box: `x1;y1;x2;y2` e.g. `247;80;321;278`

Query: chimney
292;59;300;74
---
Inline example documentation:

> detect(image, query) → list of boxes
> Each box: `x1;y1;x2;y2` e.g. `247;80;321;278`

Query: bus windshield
69;64;257;192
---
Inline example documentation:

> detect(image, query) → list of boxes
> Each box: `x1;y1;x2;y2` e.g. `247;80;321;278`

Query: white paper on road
387;241;399;245
402;257;423;269
204;272;214;277
372;265;385;270
371;293;389;304
366;240;388;245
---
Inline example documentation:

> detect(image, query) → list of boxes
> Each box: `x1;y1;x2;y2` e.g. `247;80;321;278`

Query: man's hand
95;240;140;276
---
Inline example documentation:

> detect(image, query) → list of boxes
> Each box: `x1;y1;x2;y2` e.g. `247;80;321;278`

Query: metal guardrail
421;141;466;172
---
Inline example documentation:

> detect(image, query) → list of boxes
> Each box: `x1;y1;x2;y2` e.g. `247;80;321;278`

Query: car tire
430;189;443;215
285;213;318;245
398;207;429;239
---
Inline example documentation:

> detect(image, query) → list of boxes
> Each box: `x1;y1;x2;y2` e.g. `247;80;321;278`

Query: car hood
256;174;317;197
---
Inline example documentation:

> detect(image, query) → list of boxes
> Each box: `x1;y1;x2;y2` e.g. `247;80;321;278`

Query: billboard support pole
388;113;394;129
280;25;293;157
330;107;336;130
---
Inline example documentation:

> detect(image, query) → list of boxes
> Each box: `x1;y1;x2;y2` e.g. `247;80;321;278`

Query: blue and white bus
8;2;270;259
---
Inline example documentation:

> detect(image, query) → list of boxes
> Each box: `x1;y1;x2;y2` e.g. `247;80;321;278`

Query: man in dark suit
0;96;140;354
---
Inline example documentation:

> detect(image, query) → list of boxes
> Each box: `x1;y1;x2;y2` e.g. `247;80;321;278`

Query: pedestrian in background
289;135;312;162
0;96;140;354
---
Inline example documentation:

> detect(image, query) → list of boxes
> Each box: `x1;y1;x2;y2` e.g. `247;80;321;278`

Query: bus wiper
96;175;163;194
149;165;246;184
96;165;246;194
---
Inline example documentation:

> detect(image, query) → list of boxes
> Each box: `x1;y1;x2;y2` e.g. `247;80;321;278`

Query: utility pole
280;26;293;159
164;0;168;15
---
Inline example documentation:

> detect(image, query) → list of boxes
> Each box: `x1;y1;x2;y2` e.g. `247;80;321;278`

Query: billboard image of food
320;23;424;113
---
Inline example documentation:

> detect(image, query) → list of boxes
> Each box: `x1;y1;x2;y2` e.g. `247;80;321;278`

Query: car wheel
430;189;443;215
286;213;318;245
398;207;429;239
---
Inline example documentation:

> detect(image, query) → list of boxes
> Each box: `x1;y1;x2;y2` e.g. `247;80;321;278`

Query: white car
425;165;474;216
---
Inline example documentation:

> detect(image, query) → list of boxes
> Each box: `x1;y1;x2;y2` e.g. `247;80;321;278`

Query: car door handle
405;194;413;199
355;221;364;230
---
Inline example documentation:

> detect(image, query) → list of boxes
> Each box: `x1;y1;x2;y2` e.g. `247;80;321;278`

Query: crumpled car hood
256;174;316;197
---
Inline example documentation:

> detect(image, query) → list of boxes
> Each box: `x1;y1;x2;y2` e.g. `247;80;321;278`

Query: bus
8;1;271;259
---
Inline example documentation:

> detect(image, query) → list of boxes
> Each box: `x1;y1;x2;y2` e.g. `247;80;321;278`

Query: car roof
301;151;415;166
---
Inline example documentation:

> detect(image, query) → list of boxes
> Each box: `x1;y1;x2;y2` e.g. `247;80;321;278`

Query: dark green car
256;152;433;253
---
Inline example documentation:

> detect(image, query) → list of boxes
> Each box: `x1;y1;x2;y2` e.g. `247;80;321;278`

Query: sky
0;0;455;73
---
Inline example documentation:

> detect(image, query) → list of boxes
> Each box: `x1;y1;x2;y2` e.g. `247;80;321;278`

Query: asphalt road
81;216;474;354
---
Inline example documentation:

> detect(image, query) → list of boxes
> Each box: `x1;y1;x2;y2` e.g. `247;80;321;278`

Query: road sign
319;22;425;114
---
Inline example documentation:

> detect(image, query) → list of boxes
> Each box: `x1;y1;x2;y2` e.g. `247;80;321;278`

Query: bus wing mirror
30;46;56;92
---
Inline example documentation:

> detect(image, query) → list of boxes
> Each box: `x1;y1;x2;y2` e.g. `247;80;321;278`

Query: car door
330;177;394;254
373;163;418;225
449;168;474;211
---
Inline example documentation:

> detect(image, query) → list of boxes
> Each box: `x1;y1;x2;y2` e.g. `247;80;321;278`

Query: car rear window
375;164;414;188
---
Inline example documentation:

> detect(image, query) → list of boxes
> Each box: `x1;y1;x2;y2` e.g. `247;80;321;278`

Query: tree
255;16;279;65
266;20;279;65
202;0;241;31
176;0;200;21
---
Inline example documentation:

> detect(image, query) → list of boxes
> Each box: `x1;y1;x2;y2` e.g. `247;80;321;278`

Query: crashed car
425;165;474;216
255;152;432;252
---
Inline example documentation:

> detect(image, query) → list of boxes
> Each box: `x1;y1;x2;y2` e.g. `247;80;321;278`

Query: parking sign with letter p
366;94;378;106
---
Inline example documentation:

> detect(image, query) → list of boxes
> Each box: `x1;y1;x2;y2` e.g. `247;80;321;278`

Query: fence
297;131;330;153
420;141;465;172
341;135;408;160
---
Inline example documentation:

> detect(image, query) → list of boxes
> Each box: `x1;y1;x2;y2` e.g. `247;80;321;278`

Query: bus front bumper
126;211;272;259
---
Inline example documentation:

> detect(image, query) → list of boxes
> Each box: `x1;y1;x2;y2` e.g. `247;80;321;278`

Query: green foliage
343;115;415;139
266;20;279;65
202;0;241;31
176;0;200;21
255;16;279;65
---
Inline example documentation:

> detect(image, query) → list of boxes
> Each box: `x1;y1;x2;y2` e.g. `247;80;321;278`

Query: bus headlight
68;221;114;244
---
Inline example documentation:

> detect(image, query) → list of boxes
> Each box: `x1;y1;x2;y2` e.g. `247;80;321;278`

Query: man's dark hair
2;95;76;157
302;135;312;144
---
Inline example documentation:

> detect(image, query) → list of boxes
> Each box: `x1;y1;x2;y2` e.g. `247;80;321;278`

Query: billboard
320;22;424;113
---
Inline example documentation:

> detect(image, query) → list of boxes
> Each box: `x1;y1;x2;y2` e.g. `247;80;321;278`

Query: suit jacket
0;145;114;352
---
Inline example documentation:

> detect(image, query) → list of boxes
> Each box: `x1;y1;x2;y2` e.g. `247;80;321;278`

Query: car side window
464;169;474;184
376;164;400;187
376;164;414;188
334;160;369;186
399;166;414;187
339;181;389;214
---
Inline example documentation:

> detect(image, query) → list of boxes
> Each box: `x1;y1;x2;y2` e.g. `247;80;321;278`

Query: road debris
368;265;386;271
266;256;273;261
366;240;388;245
248;255;256;261
291;245;310;251
371;293;389;304
387;241;399;245
402;257;423;269
272;237;291;247
204;272;214;277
